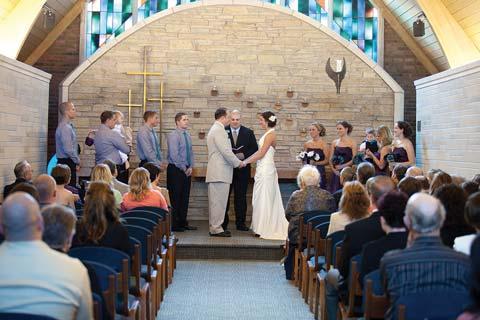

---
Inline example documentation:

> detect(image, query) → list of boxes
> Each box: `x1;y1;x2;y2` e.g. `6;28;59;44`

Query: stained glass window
332;0;378;62
85;0;378;62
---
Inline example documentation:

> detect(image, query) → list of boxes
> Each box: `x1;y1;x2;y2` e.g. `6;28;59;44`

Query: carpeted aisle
157;260;313;320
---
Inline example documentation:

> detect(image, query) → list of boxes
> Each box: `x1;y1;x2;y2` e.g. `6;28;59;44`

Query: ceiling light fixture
413;12;426;37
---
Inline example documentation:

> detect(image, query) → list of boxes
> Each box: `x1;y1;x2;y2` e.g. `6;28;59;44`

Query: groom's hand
238;161;246;168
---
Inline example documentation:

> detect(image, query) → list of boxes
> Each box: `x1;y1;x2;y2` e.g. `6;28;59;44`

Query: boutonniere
225;129;231;134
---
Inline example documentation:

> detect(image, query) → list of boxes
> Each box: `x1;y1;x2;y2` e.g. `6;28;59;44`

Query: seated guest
284;165;336;280
90;163;122;207
391;164;408;185
415;175;430;193
435;184;474;247
0;193;92;319
360;190;408;284
452;174;466;186
397;176;422;198
143;162;171;207
51;164;78;209
356;162;375;186
427;168;443;183
473;174;480;186
121;167;168;212
380;193;470;319
457;236;480;320
405;166;423;177
430;171;453;195
33;174;56;208
103;159;129;195
462;181;479;197
73;181;130;255
10;182;40;203
333;167;355;208
41;204;112;320
3;160;33;199
454;192;480;255
328;181;370;235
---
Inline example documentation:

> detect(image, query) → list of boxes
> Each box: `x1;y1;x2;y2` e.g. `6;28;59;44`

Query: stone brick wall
415;60;480;179
33;17;81;160
65;3;398;220
0;54;51;202
383;21;430;144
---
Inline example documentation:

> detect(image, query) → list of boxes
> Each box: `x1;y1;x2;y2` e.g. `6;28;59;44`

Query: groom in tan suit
206;108;244;237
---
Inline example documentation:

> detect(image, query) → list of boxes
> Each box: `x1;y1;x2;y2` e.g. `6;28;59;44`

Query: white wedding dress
251;129;289;240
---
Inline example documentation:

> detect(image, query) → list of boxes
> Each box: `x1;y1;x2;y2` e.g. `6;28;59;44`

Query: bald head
230;109;241;129
1;192;43;241
405;193;445;234
406;166;423;178
33;174;56;205
366;176;395;207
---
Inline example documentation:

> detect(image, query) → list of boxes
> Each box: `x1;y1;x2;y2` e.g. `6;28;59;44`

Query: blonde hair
339;181;370;220
311;122;326;137
91;164;113;185
297;165;320;188
128;167;151;201
377;125;393;147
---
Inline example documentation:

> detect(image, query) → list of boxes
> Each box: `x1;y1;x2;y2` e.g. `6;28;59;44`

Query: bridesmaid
392;121;415;166
329;121;356;193
366;125;393;176
303;122;329;189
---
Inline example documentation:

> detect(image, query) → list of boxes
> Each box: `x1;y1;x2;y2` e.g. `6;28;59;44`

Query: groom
206;108;245;237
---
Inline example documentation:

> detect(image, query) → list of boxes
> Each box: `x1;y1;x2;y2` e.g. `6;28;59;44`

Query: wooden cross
117;89;142;127
126;46;162;112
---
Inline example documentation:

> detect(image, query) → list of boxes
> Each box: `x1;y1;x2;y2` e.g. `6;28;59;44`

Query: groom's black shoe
236;225;249;231
184;225;198;231
209;231;231;237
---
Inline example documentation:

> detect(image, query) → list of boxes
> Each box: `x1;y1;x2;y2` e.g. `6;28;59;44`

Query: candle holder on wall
246;97;254;108
286;86;294;98
285;114;293;124
300;127;307;137
210;85;219;96
274;98;282;110
301;97;309;108
193;110;201;118
198;129;206;139
234;89;242;97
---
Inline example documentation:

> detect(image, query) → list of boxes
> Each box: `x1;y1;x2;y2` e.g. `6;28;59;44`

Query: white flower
307;151;314;158
314;154;320;161
296;151;306;161
269;115;276;122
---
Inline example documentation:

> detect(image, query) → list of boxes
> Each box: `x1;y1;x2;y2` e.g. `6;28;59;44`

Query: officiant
222;110;258;231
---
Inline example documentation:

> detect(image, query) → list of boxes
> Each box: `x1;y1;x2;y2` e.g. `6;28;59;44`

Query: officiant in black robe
222;111;258;231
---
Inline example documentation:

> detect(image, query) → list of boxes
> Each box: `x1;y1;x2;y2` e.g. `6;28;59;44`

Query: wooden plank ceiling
17;0;77;62
441;0;480;52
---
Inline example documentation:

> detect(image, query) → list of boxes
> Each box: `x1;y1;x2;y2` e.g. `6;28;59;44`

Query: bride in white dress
244;111;289;240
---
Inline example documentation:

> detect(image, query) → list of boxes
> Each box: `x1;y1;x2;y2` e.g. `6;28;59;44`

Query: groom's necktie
151;128;161;160
232;129;238;146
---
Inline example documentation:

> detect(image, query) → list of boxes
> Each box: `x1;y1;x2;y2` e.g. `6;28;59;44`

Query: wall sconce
210;85;219;96
286;86;294;98
246;97;254;108
326;57;346;94
42;5;55;30
234;89;242;97
300;128;307;137
198;129;206;139
413;12;426;37
285;115;293;124
274;98;282;110
301;97;309;108
193;110;201;118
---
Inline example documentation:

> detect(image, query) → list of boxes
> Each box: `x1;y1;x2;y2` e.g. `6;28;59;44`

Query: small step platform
176;221;285;260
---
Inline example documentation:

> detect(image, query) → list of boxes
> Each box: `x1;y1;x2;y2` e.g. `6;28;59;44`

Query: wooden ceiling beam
374;0;439;74
24;0;83;65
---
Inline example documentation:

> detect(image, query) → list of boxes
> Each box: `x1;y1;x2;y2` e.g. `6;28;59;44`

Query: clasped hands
238;161;247;168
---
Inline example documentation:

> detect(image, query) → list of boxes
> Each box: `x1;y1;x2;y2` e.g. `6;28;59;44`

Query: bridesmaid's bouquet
331;155;345;166
296;150;321;162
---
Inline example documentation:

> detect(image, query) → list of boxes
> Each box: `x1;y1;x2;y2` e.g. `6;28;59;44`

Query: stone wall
63;3;400;220
415;59;480;179
0;54;51;202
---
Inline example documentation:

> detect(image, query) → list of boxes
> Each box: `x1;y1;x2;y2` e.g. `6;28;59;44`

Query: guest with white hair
283;165;336;280
405;166;423;177
380;193;470;319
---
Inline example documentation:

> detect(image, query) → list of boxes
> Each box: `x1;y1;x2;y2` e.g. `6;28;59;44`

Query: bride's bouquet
296;150;322;162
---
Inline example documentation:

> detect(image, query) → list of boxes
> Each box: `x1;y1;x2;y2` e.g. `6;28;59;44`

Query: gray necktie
232;129;238;145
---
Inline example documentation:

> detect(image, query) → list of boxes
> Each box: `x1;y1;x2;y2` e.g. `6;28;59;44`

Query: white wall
0;54;51;201
415;59;480;179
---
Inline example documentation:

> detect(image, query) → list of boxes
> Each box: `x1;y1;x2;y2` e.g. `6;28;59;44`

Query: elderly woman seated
284;165;336;280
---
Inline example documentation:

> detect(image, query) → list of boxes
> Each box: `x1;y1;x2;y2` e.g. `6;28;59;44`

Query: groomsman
167;112;196;231
137;111;163;168
55;101;80;187
223;110;258;231
94;111;130;182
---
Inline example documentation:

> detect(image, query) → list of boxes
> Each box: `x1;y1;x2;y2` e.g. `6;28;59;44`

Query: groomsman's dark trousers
167;164;191;229
57;158;77;188
223;166;250;229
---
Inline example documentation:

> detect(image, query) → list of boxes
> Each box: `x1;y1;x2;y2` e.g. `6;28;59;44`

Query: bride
244;111;288;240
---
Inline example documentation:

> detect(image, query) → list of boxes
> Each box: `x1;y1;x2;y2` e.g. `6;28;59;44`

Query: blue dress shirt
94;124;130;164
55;120;79;164
167;128;194;172
137;124;163;165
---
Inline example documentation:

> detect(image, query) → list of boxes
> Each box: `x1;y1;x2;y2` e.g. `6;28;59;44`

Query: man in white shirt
0;192;93;319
